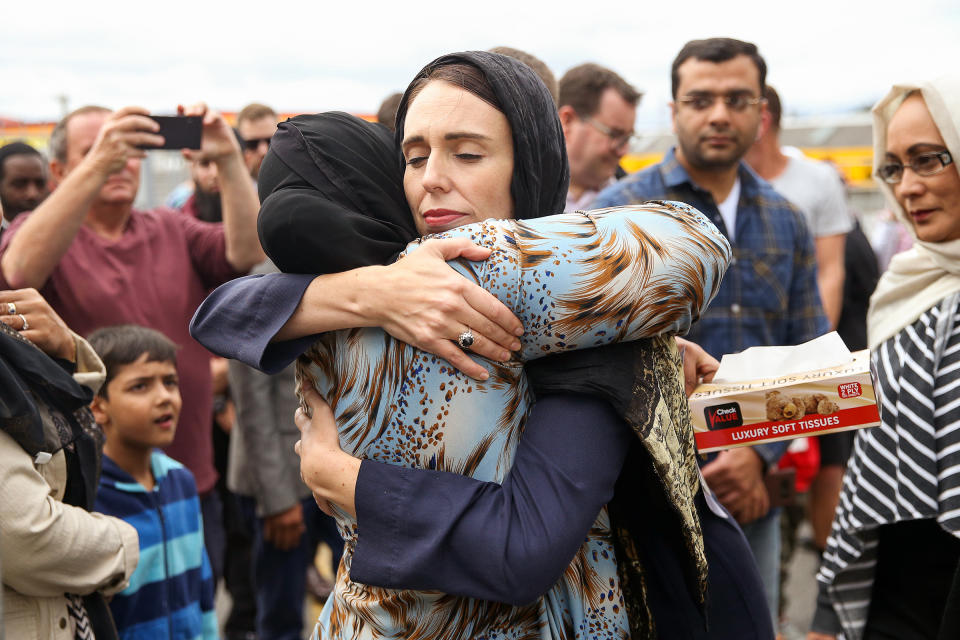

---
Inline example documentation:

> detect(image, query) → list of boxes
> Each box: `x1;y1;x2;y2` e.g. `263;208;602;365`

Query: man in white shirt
746;85;852;328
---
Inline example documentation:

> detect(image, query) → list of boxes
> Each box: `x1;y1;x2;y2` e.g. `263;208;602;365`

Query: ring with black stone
457;329;475;350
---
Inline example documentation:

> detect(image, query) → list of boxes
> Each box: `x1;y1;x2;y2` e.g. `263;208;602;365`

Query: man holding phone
0;103;265;583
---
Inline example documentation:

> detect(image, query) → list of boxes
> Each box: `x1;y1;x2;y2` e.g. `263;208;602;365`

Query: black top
836;220;880;351
865;519;960;640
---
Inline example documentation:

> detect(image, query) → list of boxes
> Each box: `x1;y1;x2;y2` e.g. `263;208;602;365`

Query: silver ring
6;302;15;315
456;329;475;350
18;314;28;331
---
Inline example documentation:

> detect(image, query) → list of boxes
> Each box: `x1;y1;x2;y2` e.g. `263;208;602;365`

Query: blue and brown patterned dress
300;203;731;639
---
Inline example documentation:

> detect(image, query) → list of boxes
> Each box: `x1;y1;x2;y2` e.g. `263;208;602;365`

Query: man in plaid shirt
594;37;828;626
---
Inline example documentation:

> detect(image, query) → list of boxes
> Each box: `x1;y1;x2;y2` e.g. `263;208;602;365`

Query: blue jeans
239;496;344;640
741;507;781;629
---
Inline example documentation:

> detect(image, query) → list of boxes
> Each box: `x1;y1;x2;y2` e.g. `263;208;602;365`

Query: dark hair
558;63;641;116
670;38;766;99
48;105;111;163
87;325;178;397
0;142;43;182
403;63;503;114
489;46;558;105
395;51;568;220
375;92;403;132
764;85;782;130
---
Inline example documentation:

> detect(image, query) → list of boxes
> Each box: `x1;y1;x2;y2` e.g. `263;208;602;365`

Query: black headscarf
0;321;100;504
394;50;569;221
257;112;416;274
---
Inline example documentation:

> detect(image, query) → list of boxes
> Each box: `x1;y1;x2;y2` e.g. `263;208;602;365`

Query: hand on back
368;238;524;380
294;384;358;518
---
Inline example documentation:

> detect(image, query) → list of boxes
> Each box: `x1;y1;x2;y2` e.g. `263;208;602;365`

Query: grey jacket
227;357;309;517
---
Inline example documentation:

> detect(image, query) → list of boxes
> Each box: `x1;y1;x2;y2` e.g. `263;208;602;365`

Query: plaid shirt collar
657;146;765;201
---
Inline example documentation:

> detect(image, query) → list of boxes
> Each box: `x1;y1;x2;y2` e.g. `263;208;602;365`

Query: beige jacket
1;334;139;639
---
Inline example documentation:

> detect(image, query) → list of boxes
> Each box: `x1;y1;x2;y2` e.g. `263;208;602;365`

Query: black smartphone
145;115;202;150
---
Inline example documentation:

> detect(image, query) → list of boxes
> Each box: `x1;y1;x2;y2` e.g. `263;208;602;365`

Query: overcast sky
3;0;958;129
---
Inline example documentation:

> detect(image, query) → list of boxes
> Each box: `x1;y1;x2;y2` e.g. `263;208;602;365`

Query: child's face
93;354;181;450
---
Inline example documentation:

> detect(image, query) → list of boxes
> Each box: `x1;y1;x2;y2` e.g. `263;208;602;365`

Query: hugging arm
433;204;732;361
191;272;316;374
190;239;523;380
299;392;631;605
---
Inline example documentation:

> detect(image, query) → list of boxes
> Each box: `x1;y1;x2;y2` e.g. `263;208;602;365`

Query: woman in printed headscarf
0;288;139;640
193;51;770;639
809;76;960;640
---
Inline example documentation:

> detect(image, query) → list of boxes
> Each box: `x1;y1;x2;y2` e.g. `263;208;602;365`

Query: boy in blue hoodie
89;325;217;640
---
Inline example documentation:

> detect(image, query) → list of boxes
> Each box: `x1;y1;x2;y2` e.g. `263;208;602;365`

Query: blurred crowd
0;35;955;640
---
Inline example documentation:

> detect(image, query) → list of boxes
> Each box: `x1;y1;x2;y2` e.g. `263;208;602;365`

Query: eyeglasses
242;136;272;151
876;150;954;184
676;92;765;112
581;115;635;149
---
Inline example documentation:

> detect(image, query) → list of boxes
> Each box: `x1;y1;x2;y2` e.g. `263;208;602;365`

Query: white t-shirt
771;156;853;237
716;177;741;242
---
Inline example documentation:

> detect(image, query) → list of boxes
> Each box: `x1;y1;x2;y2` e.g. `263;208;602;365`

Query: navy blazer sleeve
349;394;633;606
190;273;316;374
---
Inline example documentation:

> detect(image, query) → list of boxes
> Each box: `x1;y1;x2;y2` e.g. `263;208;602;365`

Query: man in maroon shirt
0;103;264;580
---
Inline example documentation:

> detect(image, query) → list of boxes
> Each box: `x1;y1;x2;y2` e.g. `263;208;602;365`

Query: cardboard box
689;347;880;453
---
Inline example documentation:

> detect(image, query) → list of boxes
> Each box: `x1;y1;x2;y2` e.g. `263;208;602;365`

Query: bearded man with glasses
558;63;641;211
594;37;829;631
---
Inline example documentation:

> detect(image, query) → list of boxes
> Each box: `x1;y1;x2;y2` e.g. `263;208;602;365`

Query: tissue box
689;348;880;453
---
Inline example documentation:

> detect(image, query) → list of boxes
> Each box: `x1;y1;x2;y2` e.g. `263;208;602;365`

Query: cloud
2;0;958;123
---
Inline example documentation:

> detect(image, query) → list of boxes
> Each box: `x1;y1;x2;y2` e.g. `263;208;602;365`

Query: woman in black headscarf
193;51;769;640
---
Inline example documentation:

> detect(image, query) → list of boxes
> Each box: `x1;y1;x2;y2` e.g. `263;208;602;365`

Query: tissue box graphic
689;334;880;453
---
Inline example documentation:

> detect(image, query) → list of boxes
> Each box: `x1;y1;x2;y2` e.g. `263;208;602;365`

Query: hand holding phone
177;103;243;163
142;115;203;150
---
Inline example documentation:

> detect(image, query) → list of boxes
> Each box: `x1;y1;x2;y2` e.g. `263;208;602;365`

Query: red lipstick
422;209;468;230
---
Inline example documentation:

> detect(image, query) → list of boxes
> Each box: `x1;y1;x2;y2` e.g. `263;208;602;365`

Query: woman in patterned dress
809;76;960;640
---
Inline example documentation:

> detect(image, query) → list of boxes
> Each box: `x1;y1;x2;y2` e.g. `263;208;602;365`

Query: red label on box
695;404;880;452
838;382;862;399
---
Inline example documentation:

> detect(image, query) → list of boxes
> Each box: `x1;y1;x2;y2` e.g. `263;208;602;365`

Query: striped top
95;451;217;640
816;293;960;638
